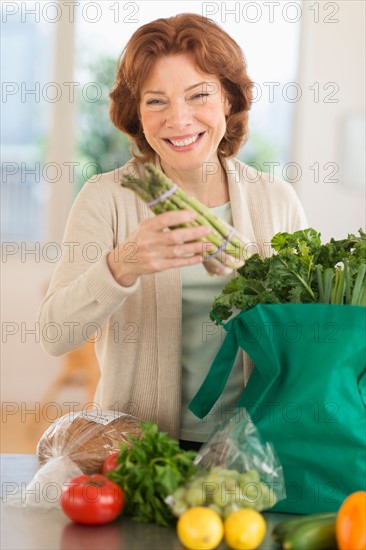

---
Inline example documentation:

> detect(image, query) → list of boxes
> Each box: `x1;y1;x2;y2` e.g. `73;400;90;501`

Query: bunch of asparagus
120;163;249;275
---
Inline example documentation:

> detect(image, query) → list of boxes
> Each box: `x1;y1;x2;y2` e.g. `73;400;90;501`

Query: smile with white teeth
167;133;202;147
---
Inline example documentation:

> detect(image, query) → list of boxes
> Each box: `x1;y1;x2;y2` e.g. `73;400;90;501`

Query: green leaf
210;227;366;319
110;421;198;526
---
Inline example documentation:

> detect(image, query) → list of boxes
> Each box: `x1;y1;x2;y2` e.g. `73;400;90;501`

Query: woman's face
139;53;231;172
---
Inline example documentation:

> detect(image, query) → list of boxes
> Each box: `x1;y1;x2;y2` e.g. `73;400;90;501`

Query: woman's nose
165;100;192;130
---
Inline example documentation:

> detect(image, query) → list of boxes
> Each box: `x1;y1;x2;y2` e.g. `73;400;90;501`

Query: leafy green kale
210;228;366;323
108;421;198;526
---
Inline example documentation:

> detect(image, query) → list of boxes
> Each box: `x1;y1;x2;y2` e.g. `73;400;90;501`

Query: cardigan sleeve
37;174;140;357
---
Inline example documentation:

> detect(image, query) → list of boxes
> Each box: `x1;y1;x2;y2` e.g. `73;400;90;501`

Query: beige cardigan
38;156;308;438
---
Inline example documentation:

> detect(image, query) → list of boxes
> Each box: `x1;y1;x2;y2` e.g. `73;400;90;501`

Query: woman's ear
224;97;231;117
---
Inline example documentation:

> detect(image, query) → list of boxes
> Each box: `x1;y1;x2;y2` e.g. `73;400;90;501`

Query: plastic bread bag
6;409;141;508
166;408;285;518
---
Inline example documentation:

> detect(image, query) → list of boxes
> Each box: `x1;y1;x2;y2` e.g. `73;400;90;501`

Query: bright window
1;4;54;241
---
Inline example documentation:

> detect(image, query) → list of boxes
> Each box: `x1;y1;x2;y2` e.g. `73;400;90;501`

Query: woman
38;14;307;450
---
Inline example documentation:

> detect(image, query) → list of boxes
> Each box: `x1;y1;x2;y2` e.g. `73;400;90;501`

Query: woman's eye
146;99;164;106
192;93;209;101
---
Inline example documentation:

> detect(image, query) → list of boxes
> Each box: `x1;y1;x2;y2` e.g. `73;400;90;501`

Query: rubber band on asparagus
203;227;236;262
146;184;178;206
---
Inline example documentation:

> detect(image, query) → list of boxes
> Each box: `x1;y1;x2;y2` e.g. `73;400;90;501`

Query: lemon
177;506;224;550
224;508;266;550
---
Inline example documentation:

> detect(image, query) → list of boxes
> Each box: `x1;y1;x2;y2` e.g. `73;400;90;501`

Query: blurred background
1;0;365;452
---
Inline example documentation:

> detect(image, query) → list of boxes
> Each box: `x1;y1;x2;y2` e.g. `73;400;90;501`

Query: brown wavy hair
109;13;254;163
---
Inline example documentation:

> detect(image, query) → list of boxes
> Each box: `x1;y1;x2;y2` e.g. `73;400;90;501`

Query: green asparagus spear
121;163;248;270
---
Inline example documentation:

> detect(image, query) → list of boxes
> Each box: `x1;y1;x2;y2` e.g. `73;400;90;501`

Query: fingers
203;258;234;277
148;210;198;230
142;210;212;246
114;209;230;279
165;224;212;245
168;240;208;260
144;210;212;248
157;253;205;271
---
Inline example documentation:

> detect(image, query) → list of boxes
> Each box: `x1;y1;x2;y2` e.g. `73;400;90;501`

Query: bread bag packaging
7;409;141;508
38;409;141;473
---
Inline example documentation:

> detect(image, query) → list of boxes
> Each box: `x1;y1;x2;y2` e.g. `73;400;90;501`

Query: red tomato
102;453;120;474
61;474;125;525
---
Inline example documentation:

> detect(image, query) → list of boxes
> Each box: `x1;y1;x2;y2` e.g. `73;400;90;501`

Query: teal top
179;202;244;442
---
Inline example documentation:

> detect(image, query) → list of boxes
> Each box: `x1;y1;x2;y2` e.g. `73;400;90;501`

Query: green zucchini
282;518;337;550
272;512;337;543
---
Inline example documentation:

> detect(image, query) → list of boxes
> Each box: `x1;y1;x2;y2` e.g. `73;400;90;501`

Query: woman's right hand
107;210;212;287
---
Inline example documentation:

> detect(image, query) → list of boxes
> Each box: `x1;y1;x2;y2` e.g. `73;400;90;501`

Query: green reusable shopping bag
189;303;366;514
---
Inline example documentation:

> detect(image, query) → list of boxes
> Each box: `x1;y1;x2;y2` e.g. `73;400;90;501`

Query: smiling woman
38;13;308;446
138;54;230;182
109;14;253;167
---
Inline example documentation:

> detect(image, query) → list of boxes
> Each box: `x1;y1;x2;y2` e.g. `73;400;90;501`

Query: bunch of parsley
108;422;198;526
211;228;366;323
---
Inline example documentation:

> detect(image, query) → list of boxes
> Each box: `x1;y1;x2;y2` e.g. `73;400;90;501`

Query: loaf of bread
37;410;141;474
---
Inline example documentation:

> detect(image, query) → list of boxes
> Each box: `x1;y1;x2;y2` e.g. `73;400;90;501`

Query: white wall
292;0;365;241
1;256;62;403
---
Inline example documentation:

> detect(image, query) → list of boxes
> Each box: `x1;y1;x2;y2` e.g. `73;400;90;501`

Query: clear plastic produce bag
6;409;141;508
166;409;285;518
